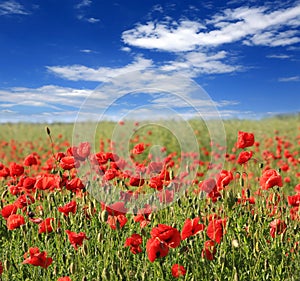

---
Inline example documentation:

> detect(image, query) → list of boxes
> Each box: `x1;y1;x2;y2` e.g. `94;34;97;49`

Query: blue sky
0;0;299;123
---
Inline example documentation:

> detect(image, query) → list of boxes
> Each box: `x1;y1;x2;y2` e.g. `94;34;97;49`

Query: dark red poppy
237;151;253;165
207;219;226;244
129;175;145;187
124;233;143;254
23;247;53;268
7;214;25;230
260;169;283;190
149;176;164;191
236;131;255;149
270;219;287;238
146;237;169;262
0;261;3;275
65;230;88;250
23;154;38;166
9;162;24;177
171;264;186;278
1;204;18;219
181;217;205;240
58;201;77;216
201;240;217;260
150;224;181;248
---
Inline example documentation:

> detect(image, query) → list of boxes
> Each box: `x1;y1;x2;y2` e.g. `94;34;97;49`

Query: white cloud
266;54;291;59
47;56;154;82
86;17;100;23
0;0;29;15
122;4;300;51
80;49;97;53
278;76;300;82
75;0;92;9
160;50;241;76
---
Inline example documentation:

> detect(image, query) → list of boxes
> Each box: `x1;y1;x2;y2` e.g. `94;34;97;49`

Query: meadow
0;115;299;281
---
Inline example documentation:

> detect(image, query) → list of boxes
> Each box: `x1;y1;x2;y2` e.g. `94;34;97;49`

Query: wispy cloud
278;76;300;82
47;56;153;82
75;0;92;9
266;54;291;59
79;49;97;54
0;0;30;16
122;4;300;51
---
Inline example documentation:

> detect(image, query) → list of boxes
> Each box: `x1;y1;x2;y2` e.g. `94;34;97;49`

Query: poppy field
0;116;300;281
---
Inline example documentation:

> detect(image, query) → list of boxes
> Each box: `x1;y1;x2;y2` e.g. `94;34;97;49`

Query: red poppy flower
270;219;287;238
150;224;181;248
60;156;79;170
23;154;38;166
171;264;186;278
201;240;217;260
1;204;18;219
14;194;35;209
124;233;143;254
101;201;128;216
65;230;88;250
23;247;53;268
0;261;3;275
57;277;71;281
65;177;84;191
34;175;59;191
22;177;36;190
199;178;217;194
236;131;255;149
132;143;145;155
38;218;57;234
237;151;253;165
149;176;164;191
181;217;205;240
58;201;77;216
9;162;24;177
7;214;25;230
76;142;91;160
146;237;169;262
158;189;174;204
260;169;283;190
129;175;145;187
104;168;118;181
0;164;10;178
216;170;233;190
207;219;227;244
287;194;300;207
107;214;128;230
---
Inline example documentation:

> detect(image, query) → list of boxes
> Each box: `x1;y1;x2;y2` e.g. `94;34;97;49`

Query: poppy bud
46;127;51;135
100;210;109;222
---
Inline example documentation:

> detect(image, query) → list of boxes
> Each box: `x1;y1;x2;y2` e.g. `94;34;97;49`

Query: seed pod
102;268;110;280
100;210;109;222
